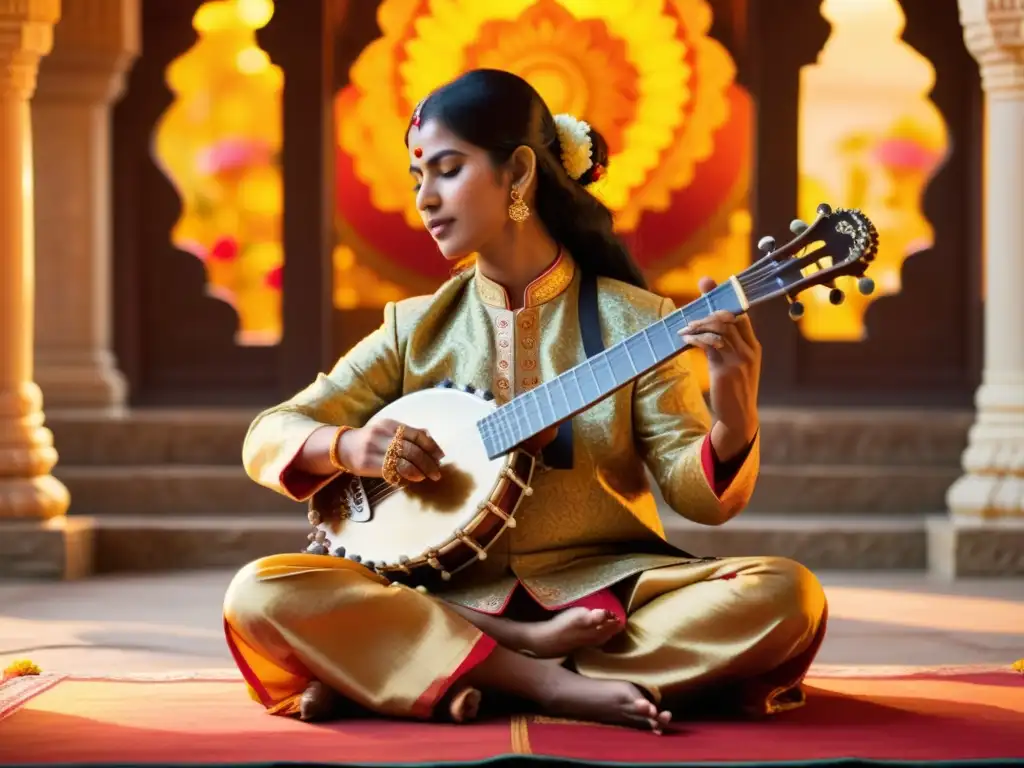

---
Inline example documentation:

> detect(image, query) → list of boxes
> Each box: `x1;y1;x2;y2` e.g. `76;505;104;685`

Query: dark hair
406;69;647;290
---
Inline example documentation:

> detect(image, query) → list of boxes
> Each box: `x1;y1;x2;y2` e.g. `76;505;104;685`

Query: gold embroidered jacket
242;254;760;612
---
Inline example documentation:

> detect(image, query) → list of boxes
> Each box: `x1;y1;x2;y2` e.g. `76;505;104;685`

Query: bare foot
543;676;672;735
518;607;623;658
447;686;482;723
299;680;342;722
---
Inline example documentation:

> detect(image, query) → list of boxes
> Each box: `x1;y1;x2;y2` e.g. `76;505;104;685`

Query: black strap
542;269;604;469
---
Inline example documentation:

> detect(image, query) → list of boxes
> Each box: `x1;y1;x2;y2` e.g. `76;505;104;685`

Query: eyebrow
409;149;466;174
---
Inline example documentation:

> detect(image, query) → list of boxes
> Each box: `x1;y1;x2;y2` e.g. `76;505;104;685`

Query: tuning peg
787;300;805;320
857;277;875;296
816;203;832;216
789;219;809;235
757;235;776;253
828;287;845;305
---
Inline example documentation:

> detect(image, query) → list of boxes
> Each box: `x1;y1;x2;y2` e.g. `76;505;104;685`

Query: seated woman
223;68;827;734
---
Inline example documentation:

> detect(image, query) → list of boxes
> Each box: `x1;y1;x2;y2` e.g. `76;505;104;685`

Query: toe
630;697;658;719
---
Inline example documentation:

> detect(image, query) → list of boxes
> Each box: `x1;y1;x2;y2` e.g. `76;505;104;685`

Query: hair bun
553;113;609;187
578;125;609;187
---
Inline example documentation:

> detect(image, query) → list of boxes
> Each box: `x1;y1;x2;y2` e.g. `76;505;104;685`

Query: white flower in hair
553;113;594;181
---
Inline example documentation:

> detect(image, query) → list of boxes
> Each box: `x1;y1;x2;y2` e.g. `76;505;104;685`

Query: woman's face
408;118;511;261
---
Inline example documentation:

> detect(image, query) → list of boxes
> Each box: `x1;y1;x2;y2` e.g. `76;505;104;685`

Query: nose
416;176;441;214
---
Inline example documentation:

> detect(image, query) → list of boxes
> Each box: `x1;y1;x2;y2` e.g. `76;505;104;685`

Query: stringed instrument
305;204;879;584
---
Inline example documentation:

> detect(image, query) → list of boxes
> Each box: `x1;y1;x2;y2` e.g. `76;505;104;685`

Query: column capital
959;0;1024;98
0;0;60;98
36;0;139;102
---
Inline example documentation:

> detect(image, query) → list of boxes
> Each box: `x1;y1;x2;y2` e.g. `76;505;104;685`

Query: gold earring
508;186;530;222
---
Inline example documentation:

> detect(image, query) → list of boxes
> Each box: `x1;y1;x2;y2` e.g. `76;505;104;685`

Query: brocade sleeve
632;297;760;525
241;301;406;502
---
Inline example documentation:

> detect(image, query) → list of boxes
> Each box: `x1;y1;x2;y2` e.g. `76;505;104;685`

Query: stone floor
0;570;1021;676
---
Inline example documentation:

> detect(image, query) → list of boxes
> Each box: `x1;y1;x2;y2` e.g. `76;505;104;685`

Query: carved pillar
31;0;137;410
933;0;1024;576
0;0;69;520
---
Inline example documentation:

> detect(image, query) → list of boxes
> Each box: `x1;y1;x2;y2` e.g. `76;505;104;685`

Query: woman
224;69;827;733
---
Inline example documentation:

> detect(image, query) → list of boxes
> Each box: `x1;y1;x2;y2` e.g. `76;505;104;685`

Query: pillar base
0;475;69;519
0;516;96;580
35;351;128;412
927;515;1024;579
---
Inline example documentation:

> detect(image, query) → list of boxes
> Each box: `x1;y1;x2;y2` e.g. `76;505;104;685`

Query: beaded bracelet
328;425;354;472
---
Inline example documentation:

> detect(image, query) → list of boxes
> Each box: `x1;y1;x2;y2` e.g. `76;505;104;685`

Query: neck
475;218;560;309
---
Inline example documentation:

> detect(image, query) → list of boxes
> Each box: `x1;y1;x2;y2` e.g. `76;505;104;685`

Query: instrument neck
475;279;747;460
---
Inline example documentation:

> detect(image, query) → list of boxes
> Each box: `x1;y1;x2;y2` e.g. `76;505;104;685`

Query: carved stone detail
959;0;1024;98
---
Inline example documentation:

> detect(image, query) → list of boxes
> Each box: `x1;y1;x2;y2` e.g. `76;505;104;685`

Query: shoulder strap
542;269;605;470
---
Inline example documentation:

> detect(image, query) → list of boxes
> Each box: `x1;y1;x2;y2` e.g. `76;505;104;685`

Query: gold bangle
329;425;354;472
381;424;405;485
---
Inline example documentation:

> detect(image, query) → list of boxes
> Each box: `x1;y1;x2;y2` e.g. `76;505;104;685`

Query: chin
435;239;475;262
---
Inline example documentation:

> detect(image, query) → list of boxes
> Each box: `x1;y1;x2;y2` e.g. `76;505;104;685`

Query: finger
405;426;445;461
697;276;718;294
732;313;759;349
719;321;753;357
401;441;442;481
396;457;425;483
682;332;724;350
681;310;735;335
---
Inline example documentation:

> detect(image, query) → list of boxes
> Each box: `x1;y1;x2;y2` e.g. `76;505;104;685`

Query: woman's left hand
679;277;762;460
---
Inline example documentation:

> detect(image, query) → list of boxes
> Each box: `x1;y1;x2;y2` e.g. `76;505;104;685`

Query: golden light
153;0;284;346
235;46;270;74
796;0;948;341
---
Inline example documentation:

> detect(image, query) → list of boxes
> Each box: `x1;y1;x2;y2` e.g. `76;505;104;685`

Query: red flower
265;265;283;290
209;237;239;262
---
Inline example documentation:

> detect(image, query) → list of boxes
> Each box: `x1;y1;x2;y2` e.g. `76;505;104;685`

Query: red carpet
1;667;1022;766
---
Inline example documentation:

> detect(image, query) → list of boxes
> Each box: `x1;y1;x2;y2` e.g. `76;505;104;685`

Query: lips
427;217;455;238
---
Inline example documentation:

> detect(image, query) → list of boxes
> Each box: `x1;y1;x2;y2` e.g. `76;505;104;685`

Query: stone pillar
931;0;1024;577
0;0;92;579
31;0;138;410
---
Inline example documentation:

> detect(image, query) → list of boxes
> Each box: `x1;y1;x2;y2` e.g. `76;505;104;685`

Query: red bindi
413;147;423;158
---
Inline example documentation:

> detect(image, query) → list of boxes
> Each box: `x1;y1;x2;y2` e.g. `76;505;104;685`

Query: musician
224;68;827;732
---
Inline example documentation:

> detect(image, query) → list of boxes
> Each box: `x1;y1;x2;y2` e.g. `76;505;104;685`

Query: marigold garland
2;659;41;682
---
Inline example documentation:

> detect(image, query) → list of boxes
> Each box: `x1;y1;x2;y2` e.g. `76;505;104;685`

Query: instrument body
309;387;536;582
306;205;880;584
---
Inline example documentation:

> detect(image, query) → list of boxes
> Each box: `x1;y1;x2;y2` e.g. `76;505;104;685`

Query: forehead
407;118;473;158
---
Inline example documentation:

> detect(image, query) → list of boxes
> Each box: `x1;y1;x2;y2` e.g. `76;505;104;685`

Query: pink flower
264;265;283;290
873;138;942;172
196;138;272;175
209;236;239;262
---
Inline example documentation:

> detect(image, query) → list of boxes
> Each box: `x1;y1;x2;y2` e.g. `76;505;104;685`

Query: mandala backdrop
332;0;752;310
152;0;946;353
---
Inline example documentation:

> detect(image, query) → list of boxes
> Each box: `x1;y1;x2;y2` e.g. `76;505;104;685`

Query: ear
507;145;538;198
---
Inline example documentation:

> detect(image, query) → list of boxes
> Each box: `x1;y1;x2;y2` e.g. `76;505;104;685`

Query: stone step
49;408;253;467
0;513;929;577
55;466;298;517
8;514;1021;579
745;465;960;514
661;514;929;571
53;464;959;517
45;407;972;468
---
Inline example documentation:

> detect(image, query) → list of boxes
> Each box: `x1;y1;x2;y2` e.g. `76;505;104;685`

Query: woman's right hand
338;419;445;482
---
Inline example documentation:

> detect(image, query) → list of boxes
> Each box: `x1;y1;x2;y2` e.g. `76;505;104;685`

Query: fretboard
476;280;746;460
